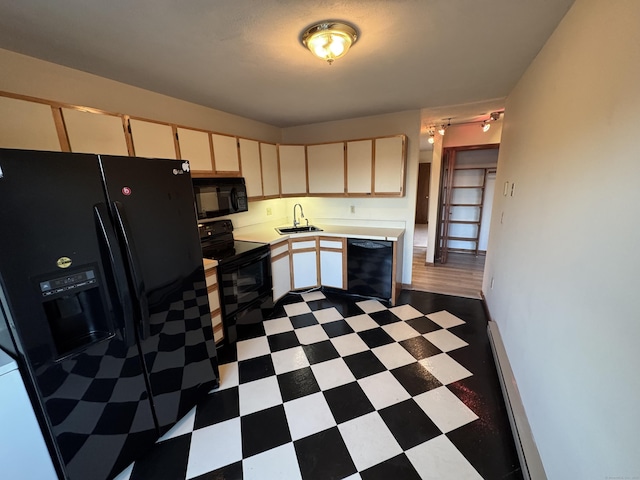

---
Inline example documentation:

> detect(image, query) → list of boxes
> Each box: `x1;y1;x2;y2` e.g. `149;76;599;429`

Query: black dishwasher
347;238;393;300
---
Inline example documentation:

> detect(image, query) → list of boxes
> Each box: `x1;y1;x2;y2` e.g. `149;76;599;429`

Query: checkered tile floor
116;290;522;480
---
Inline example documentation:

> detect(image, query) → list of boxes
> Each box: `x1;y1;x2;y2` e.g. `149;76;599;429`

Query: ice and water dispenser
38;266;113;357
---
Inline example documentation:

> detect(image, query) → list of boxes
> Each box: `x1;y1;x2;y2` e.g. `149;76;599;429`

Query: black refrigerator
0;149;219;479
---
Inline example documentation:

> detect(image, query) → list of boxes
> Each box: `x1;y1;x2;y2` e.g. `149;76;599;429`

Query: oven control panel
199;219;233;240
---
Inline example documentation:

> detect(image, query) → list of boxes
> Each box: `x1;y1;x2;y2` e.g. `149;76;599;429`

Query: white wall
483;0;640;478
282;110;421;284
0;48;281;142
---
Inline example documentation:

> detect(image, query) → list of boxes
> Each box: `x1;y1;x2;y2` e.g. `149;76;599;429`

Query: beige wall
484;0;640;477
282;111;421;284
0;48;281;142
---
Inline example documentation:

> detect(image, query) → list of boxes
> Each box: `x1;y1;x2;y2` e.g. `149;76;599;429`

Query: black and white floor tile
115;290;522;480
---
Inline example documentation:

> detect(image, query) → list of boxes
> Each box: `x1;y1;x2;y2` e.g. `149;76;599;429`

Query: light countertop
232;222;405;245
203;258;218;269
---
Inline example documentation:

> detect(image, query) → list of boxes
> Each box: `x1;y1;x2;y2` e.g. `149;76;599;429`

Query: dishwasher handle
349;239;391;249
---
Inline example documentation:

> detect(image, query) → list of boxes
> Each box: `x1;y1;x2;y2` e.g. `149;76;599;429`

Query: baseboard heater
487;321;547;480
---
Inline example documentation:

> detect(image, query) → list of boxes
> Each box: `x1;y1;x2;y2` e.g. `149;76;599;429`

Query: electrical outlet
266;207;272;216
350;205;355;214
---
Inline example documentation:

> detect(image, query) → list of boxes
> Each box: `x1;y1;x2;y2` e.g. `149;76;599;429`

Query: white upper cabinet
239;138;263;198
176;127;213;171
211;133;240;174
278;145;307;196
374;136;406;195
129;119;177;159
0;96;61;151
307;142;345;194
346;139;373;194
62;108;129;155
260;143;280;198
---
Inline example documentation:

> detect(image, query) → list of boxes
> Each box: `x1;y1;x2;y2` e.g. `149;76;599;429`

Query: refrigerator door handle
112;201;151;340
94;203;136;347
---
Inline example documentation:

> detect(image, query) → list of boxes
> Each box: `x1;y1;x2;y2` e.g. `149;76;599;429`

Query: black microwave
192;177;248;220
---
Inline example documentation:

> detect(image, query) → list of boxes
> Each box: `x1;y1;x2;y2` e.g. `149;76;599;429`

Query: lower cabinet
290;237;319;290
204;263;224;343
271;239;291;302
270;234;392;301
319;237;346;289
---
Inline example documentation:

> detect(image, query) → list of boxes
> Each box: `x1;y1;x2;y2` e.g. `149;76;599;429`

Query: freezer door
100;155;219;434
0;149;157;480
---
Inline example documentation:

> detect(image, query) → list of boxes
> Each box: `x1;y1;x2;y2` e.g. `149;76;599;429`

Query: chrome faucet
293;203;304;227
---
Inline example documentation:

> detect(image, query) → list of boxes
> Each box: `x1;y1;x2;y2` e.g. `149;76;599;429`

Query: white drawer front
291;240;316;250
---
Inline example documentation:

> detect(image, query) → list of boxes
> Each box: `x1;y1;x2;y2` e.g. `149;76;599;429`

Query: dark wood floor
410;247;485;299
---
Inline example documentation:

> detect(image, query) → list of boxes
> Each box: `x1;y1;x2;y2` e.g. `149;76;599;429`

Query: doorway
435;145;499;264
414;163;430;224
410;145;498;299
413;163;430;249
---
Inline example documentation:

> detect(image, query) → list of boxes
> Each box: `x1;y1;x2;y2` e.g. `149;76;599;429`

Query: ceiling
0;0;574;137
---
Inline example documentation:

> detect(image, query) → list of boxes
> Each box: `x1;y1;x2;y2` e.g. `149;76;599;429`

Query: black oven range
199;220;273;343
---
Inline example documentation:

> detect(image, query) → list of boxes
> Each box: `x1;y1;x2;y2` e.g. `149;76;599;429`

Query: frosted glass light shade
302;22;358;65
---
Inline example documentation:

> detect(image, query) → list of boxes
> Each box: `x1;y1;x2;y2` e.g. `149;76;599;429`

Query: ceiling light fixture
438;118;451;136
301;21;358;65
481;111;502;132
428;131;435;144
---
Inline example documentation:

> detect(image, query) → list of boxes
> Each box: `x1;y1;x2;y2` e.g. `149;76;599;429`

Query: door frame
435;143;499;264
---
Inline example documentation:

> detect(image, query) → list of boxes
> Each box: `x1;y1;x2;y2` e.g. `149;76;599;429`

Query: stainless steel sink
275;225;323;234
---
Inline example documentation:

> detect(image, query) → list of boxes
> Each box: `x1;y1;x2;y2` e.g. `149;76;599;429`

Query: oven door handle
221;250;270;271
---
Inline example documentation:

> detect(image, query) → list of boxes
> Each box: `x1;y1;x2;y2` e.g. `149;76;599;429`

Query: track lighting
425;111;502;142
480;112;502;133
438;118;451;136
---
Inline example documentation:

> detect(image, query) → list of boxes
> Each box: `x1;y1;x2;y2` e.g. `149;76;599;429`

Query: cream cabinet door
0;96;61;151
279;145;307;196
177;127;213;171
129;119;177;159
290;238;318;289
292;251;318;289
347;139;373;194
62;108;128;155
319;238;345;289
205;266;224;343
239;138;263;198
260;143;280;198
374;136;405;195
271;239;291;302
211;133;240;173
307;142;345;194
